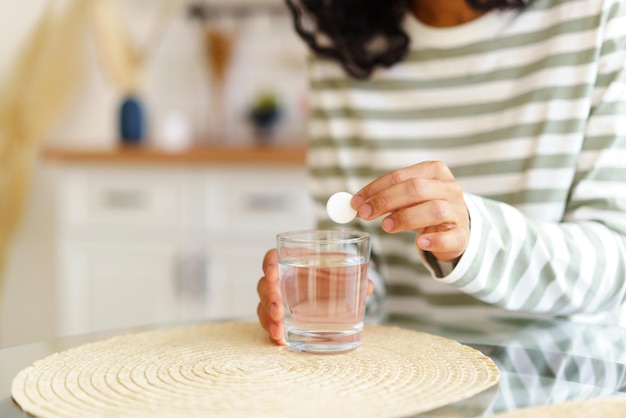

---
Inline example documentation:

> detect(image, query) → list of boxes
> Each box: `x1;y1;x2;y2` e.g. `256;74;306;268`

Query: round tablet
326;192;357;224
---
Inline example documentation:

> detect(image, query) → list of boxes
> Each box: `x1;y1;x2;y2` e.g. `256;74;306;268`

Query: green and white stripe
306;0;626;324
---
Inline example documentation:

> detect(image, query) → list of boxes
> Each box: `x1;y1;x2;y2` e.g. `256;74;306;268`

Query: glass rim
276;229;369;245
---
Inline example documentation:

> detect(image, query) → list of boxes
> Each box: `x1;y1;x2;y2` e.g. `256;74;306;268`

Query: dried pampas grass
91;0;144;95
91;0;182;95
0;0;91;320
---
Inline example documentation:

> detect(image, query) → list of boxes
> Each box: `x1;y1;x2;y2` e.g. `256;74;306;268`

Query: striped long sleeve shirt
306;0;626;325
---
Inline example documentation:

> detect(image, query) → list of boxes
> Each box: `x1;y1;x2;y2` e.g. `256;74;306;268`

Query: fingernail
418;237;431;248
382;217;395;232
358;204;372;218
351;194;364;209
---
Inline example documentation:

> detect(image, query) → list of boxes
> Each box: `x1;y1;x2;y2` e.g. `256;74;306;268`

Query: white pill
326;192;357;224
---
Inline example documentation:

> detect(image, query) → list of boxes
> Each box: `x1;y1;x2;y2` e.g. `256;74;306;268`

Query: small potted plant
248;90;281;142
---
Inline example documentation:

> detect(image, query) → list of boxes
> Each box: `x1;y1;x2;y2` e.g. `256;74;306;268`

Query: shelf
42;144;307;165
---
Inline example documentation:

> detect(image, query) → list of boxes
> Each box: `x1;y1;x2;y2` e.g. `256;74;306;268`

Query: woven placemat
12;322;499;418
494;396;626;418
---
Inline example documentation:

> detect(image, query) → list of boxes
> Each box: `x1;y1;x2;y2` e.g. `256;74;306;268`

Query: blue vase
250;108;280;142
119;96;144;144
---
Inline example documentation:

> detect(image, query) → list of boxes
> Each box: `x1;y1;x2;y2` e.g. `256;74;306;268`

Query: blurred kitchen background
0;0;314;347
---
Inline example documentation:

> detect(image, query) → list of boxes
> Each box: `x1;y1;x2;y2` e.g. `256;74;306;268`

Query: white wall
0;0;308;347
50;0;309;148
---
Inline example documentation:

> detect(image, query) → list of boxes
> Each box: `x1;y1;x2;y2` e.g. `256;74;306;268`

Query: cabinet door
54;164;315;335
205;167;314;232
58;242;194;335
205;243;272;320
58;166;186;228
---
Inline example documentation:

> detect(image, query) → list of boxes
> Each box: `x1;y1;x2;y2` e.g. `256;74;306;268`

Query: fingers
380;199;465;234
262;249;279;282
355;178;460;221
257;301;284;345
350;161;470;263
259;249;282;321
257;276;283;318
416;228;469;262
257;249;284;345
352;161;454;211
256;276;284;344
381;200;468;261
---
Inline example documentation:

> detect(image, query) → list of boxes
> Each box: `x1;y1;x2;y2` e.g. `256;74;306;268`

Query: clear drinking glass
276;230;371;354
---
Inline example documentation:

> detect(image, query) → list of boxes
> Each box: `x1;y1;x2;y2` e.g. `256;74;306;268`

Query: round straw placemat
494;396;626;418
12;322;499;418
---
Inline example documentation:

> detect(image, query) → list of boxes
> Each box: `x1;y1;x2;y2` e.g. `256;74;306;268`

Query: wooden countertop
42;144;308;165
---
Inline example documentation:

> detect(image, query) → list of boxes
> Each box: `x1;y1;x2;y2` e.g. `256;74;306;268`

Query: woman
257;0;626;344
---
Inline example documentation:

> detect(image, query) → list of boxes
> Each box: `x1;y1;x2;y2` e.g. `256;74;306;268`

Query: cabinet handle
101;189;148;209
243;193;289;212
174;252;208;300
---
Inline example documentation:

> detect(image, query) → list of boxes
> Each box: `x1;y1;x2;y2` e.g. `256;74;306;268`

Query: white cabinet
54;162;314;336
58;242;181;334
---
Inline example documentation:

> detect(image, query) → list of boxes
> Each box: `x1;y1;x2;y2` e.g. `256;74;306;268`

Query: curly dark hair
285;0;532;79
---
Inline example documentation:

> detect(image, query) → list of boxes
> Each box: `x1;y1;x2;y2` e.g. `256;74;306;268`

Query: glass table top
2;311;625;417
